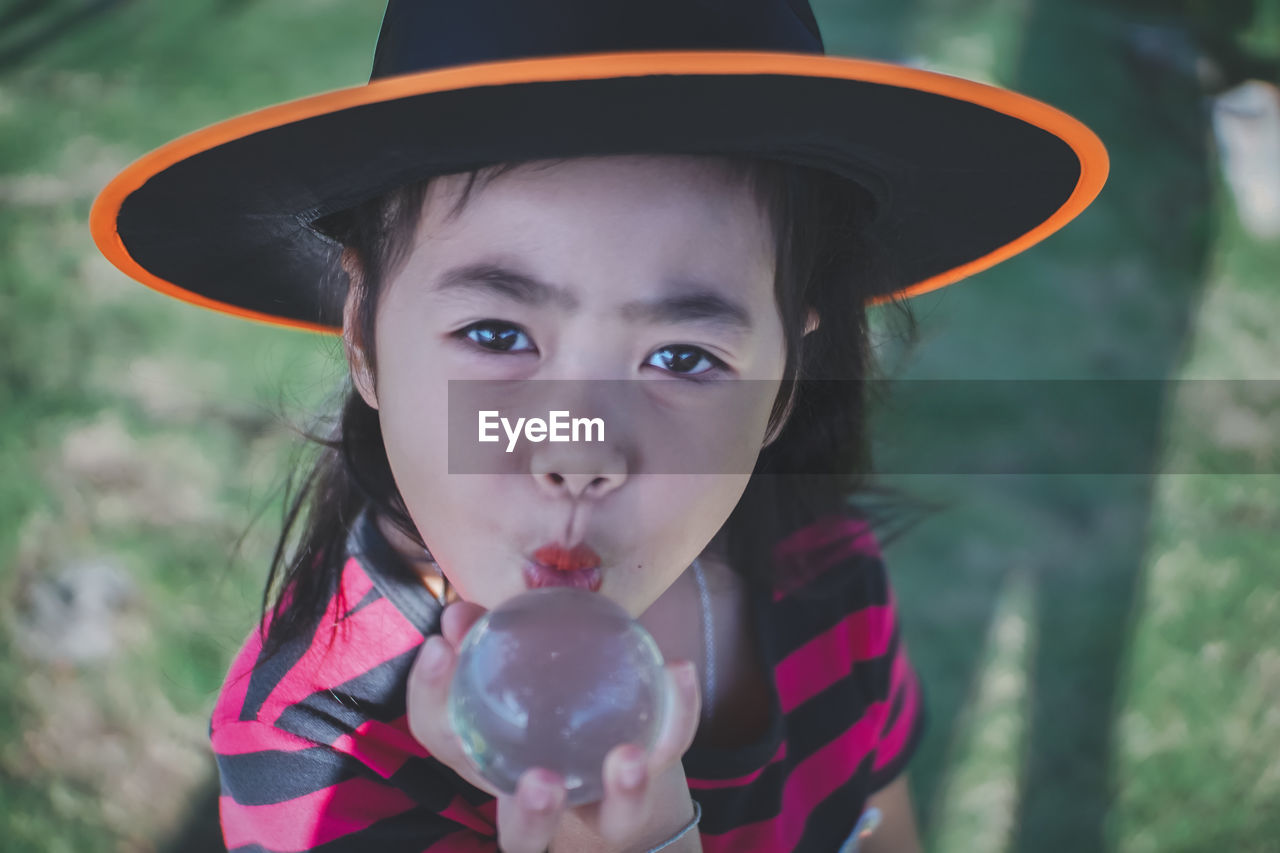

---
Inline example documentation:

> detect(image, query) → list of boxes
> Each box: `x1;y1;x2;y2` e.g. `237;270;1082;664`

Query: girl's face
346;155;788;617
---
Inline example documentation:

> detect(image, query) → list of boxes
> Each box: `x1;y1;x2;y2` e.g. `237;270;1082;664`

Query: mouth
521;560;603;592
522;542;604;592
531;543;602;572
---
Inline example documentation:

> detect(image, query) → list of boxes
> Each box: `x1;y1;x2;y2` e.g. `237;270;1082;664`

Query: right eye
455;321;536;354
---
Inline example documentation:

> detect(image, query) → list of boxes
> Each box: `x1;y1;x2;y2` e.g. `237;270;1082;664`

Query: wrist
548;766;702;853
548;803;701;853
640;799;701;853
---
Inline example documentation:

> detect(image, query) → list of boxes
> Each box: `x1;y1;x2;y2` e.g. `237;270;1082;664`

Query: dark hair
255;155;925;660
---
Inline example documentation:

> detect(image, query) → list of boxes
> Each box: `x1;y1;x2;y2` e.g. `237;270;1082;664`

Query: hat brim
90;51;1109;334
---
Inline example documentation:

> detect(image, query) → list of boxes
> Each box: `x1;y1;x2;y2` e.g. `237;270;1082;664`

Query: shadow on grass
828;0;1238;851
0;0;128;70
159;774;224;853
869;0;1238;850
1004;2;1214;850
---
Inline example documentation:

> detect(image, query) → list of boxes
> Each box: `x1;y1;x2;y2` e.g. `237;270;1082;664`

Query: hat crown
371;0;825;79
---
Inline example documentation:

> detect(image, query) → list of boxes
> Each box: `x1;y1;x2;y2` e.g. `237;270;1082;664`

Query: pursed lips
523;542;604;592
531;542;602;572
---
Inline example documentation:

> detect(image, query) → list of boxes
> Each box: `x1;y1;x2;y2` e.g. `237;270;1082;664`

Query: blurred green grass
1;2;377;848
2;0;1278;851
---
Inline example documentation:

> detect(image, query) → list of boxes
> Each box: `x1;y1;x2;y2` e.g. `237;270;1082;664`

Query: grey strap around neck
693;557;715;725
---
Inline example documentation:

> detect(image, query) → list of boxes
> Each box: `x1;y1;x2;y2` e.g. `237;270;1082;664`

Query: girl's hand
407;600;704;853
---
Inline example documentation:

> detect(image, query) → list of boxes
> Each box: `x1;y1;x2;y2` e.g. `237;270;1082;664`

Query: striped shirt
211;509;928;852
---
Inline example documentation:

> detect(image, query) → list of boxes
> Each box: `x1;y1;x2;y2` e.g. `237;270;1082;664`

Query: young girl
90;1;1107;851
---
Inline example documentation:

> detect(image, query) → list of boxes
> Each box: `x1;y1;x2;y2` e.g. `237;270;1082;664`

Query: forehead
409;155;775;272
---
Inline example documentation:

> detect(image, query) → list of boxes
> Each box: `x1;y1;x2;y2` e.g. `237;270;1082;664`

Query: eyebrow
435;262;577;310
433;261;755;336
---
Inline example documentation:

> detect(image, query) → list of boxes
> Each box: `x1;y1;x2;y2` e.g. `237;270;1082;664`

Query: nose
527;381;630;500
529;442;628;501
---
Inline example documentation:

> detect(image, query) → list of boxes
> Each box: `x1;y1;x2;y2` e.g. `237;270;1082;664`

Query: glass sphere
448;587;668;806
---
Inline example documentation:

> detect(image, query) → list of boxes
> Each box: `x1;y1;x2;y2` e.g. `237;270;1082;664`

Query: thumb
440;600;488;647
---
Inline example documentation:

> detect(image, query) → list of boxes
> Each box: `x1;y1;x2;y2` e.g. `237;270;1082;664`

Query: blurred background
1;0;1277;851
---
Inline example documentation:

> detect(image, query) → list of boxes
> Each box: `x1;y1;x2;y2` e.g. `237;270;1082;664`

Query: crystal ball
447;587;669;806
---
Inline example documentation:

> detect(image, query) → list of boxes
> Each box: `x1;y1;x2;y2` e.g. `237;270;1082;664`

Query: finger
410;599;486;750
406;635;459;751
440;600;488;647
405;635;496;795
495;768;566;853
597;742;651;844
649;660;701;767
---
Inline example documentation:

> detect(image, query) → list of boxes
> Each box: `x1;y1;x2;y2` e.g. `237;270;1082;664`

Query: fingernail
619;758;644;790
678;661;698;692
525;781;552;811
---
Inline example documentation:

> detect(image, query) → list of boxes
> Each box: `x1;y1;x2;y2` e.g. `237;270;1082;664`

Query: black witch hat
91;0;1108;334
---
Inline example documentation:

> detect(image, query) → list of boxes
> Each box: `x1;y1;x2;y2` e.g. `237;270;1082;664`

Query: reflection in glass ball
448;588;668;806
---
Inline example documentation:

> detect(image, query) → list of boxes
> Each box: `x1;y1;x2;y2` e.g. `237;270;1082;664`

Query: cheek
652;473;753;564
370;353;452;502
379;408;450;527
377;404;502;595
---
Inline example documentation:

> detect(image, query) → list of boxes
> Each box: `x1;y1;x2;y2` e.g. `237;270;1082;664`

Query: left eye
646;345;725;377
458;321;535;353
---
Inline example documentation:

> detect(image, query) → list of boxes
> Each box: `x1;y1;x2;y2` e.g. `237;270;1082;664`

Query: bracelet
644;799;702;853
